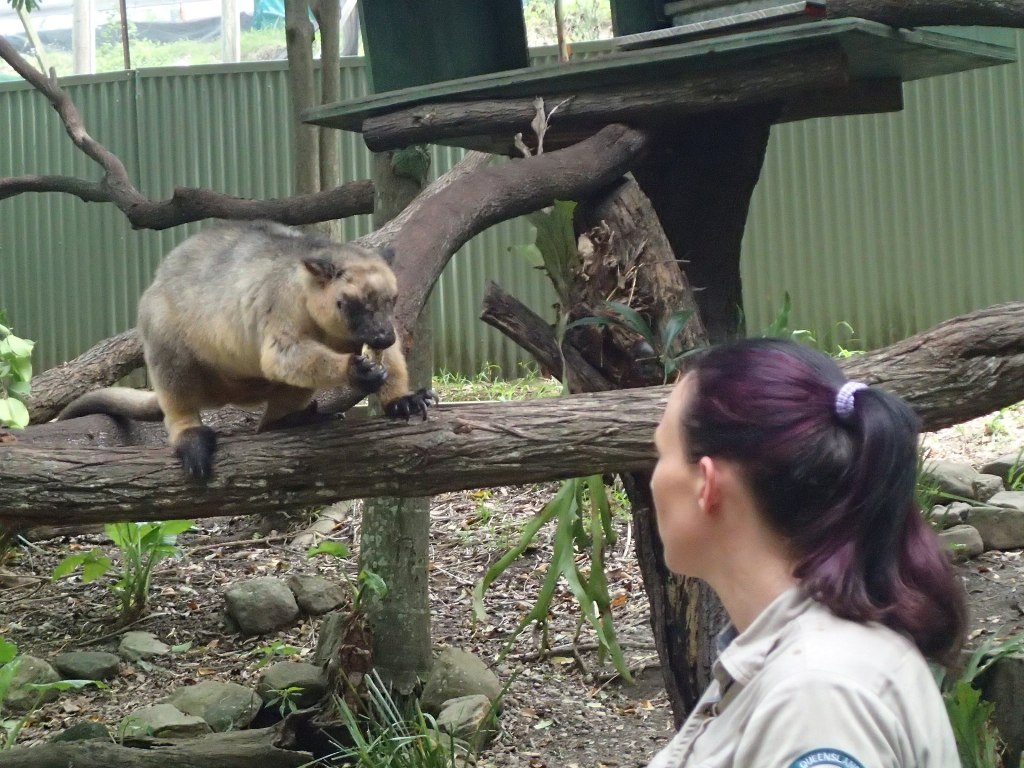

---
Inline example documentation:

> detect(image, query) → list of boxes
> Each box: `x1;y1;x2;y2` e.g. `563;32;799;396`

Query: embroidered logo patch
789;749;865;768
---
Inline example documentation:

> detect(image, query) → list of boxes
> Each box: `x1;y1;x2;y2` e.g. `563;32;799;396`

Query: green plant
936;631;1024;768
53;519;194;620
569;302;699;383
0;637;100;749
473;473;631;680
306;541;387;610
266;685;305;717
328;671;483;768
1007;449;1024;491
0;312;34;430
251;640;301;669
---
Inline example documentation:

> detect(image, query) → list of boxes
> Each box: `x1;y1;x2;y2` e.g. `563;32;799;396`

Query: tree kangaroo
59;220;436;480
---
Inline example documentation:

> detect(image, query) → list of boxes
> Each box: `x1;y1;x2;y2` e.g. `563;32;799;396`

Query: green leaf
307;540;351;560
52;553;87;581
564;315;614;332
27;679;102;693
10;356;31;383
159;520;195;537
82;555;112;583
472;481;568;621
7;380;30;398
0;398;29;428
605;302;657;349
659;309;695;360
358;570;387;599
5;335;33;359
526;200;578;305
0;638;17;665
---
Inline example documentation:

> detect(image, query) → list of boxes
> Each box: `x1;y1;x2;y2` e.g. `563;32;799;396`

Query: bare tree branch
0;34;374;229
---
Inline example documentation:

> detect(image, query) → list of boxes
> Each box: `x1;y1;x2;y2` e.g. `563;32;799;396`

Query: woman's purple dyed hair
683;337;966;665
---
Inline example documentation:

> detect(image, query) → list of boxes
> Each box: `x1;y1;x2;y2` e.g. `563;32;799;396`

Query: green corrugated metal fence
1;35;1022;379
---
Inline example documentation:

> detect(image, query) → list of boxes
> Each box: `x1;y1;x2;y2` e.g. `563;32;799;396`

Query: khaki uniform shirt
646;587;960;768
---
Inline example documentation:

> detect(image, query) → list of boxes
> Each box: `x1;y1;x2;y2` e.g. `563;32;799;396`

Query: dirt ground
1;403;1022;767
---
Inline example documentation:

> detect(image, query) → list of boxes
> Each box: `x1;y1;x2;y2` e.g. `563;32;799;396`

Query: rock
981;652;1024;768
286;574;347;615
5;656;60;713
256;661;328;710
921;459;981;501
166;680;262;732
938;525;985;562
420;648;502;716
119;631;170;661
224;577;300;635
966;506;1024;550
928;504;964;530
987;491;1024;511
49;721;111;742
973;474;1005;502
436;694;499;751
52;651;121;681
981;452;1024;483
121;703;212;739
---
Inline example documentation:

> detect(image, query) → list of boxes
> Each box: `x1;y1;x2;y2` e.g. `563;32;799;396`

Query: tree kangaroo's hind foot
173;426;218;481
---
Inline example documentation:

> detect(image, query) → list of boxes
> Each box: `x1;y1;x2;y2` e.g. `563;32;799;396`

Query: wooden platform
305;18;1016;154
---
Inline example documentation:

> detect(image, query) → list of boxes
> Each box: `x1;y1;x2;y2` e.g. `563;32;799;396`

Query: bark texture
27;329;143;424
0;727;311;768
829;0;1024;27
360;45;848;152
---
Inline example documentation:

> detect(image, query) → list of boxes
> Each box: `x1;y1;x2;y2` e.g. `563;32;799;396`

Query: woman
647;338;967;768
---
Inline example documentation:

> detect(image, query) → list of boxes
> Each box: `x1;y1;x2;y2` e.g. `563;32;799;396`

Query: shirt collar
714;586;813;687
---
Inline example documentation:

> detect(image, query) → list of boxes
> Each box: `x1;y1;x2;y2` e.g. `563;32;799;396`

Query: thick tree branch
0;391;668;526
360;124;651;336
3;301;1024;526
0;35;374;229
829;0;1024;28
27;329;143;424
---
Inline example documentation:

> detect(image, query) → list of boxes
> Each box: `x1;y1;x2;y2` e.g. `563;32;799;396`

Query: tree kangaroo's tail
58;388;164;422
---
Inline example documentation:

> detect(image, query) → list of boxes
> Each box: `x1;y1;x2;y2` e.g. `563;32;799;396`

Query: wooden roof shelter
304;0;1017;154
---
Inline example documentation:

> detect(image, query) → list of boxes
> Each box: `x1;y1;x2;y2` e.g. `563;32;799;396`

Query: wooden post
72;0;95;74
221;0;241;63
359;147;433;693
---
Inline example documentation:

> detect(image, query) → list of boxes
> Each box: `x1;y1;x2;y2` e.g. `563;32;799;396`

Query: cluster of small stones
11;575;503;757
926;450;1024;561
926;449;1024;765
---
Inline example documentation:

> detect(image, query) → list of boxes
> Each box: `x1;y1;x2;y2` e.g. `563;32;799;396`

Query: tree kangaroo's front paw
384;388;439;421
352;355;388;394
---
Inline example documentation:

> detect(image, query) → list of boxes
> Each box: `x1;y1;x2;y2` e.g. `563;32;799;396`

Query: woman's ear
697;456;719;513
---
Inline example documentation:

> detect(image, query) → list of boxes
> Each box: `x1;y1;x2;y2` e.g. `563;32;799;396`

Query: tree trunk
312;0;341;240
0;727;310;768
632;105;780;342
359;148;432;693
285;0;319;199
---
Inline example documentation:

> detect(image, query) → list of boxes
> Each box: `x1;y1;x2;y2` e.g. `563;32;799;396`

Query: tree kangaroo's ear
379;245;396;266
302;257;339;284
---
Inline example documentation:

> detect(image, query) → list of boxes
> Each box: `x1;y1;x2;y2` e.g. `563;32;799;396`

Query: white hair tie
835;381;868;421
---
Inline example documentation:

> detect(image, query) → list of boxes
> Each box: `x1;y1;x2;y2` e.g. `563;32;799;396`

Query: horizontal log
0;389;669;526
2;302;1021;528
0;727;310;768
360;44;849;152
